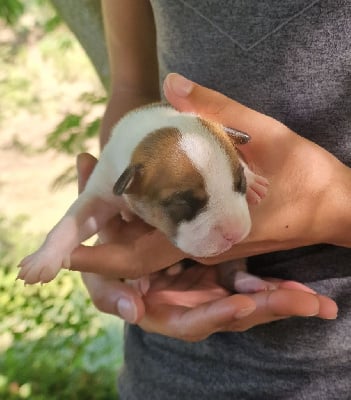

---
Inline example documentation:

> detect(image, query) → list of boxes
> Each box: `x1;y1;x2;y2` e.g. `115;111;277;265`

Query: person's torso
119;1;351;399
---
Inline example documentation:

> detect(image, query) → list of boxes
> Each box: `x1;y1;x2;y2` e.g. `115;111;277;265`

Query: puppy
18;104;271;292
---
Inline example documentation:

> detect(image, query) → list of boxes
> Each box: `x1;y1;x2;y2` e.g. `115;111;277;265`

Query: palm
146;264;229;308
138;263;336;341
139;264;247;340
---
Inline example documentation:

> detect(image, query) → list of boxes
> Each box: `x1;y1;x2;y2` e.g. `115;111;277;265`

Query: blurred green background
0;1;124;398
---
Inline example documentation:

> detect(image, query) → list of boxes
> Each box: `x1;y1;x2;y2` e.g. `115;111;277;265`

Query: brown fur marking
126;127;208;236
199;118;242;181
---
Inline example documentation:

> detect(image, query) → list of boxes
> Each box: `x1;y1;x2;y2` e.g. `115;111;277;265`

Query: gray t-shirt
118;1;351;399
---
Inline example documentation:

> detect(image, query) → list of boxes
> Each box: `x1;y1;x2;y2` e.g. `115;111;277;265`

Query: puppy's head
114;118;251;257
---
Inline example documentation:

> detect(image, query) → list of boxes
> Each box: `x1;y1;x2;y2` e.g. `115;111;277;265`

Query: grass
0;217;124;400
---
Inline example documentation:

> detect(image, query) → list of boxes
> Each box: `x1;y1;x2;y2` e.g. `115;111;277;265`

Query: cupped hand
76;153;146;322
138;263;337;341
76;153;338;335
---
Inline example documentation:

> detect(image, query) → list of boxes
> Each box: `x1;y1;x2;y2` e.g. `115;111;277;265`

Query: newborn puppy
18;104;270;291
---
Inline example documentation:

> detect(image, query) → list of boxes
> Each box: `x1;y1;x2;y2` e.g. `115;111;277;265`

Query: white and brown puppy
18;104;270;291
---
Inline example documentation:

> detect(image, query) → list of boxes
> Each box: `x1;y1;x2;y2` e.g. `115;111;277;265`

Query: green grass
0;216;124;400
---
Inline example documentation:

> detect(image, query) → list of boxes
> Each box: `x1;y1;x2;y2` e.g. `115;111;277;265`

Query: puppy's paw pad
17;251;67;285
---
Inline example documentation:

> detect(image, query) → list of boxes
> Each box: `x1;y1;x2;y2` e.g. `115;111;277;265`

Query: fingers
314;294;339;320
82;272;146;323
228;290;338;332
76;153;147;322
276;280;317;294
70;230;184;279
140;285;337;341
140;294;256;342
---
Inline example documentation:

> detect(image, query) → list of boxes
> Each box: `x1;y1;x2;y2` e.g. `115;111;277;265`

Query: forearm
323;163;351;247
100;0;160;147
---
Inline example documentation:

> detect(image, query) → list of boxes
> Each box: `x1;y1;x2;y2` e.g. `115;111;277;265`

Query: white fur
176;130;251;257
17;105;262;284
84;105;199;201
109;105;199;174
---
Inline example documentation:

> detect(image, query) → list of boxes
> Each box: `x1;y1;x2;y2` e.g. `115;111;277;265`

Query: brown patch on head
200;119;246;193
125;127;208;236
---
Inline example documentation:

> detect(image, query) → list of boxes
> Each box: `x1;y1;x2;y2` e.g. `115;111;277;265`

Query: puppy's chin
175;228;250;258
176;240;233;259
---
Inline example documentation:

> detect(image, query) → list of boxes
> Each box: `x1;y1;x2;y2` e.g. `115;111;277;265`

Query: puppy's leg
17;191;118;284
218;259;276;293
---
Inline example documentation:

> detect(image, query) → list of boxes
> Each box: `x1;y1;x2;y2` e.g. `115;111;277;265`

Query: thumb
163;73;292;164
163;73;266;132
82;272;146;323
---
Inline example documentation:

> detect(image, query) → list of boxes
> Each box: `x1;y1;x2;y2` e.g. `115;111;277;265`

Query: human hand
163;73;351;265
72;74;350;275
138;263;337;341
76;153;338;333
75;153;146;321
71;152;183;279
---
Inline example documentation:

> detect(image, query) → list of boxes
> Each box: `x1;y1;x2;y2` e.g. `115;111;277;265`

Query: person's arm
74;1;345;334
99;0;160;146
80;0;164;321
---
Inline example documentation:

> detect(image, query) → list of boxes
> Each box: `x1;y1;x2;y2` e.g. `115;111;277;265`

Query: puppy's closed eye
234;165;247;194
161;190;207;224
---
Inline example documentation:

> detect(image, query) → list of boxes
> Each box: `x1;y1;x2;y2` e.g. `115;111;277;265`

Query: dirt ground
0;111;102;237
0;21;102;235
1;116;78;234
0;75;102;238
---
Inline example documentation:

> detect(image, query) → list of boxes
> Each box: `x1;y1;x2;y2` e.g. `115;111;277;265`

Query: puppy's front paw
17;250;70;285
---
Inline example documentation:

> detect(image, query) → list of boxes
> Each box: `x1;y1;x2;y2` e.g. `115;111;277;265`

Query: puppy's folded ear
113;163;143;195
224;127;251;145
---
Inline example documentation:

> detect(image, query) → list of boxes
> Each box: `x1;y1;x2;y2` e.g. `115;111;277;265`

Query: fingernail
167;73;194;97
116;298;137;323
235;306;256;319
324;313;338;320
138;277;150;296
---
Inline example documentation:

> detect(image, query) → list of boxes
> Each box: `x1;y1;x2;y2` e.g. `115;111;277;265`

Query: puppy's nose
214;225;244;244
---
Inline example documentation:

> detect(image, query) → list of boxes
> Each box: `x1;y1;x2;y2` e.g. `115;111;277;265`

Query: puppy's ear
113;163;143;195
224;127;251;145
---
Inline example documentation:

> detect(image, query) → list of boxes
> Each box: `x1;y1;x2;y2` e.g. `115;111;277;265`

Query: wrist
319;163;351;247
